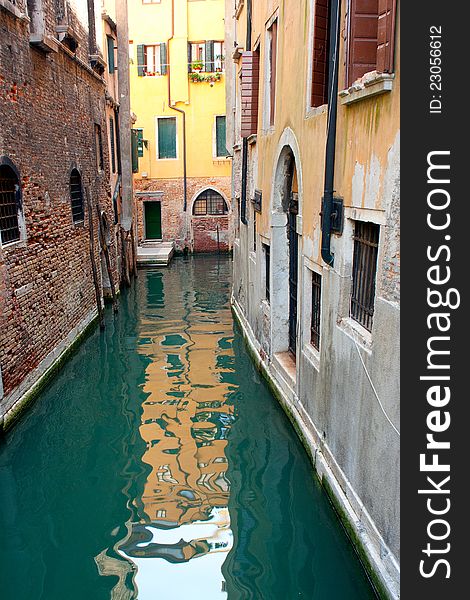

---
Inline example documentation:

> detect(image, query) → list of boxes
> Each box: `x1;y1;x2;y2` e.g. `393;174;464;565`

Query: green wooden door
145;202;162;239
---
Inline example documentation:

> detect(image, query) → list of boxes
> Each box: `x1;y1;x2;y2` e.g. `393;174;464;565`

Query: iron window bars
193;190;228;216
351;221;380;331
311;271;322;350
0;167;20;244
70;170;85;223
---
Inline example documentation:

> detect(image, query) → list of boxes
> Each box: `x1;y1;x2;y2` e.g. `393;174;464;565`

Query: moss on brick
2;313;99;432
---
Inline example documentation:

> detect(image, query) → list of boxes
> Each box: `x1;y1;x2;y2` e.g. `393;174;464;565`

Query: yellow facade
128;0;231;181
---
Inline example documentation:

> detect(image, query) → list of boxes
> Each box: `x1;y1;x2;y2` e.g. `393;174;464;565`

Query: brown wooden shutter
240;51;260;138
311;0;330;107
376;0;396;73
347;0;379;86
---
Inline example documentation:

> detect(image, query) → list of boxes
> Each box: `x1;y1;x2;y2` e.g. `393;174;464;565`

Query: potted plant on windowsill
191;60;204;72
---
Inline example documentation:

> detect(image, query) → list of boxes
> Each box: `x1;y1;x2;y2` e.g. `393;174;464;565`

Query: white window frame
144;44;162;77
155;116;178;160
263;10;279;132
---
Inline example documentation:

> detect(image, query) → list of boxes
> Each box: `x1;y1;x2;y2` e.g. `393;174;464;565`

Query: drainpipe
240;0;252;225
321;0;341;267
168;0;188;213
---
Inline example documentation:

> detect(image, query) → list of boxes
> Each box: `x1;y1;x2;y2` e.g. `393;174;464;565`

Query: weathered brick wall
0;5;120;400
134;176;233;252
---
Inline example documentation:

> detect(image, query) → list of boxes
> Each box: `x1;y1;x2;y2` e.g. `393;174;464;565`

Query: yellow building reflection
118;298;236;598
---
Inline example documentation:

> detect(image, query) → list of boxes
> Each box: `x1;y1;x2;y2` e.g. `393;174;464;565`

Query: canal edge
231;297;400;600
1;309;100;433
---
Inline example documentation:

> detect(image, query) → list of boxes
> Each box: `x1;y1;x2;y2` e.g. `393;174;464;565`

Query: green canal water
0;257;376;599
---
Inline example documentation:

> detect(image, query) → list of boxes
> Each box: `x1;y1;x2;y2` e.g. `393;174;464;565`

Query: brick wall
0;5;120;401
134;176;233;252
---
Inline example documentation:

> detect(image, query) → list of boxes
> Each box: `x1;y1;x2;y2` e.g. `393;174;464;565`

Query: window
109;118;116;174
213;41;225;72
157;117;177;159
253;213;256;252
347;0;397;87
135;128;144;157
267;19;278;126
240;48;260;138
107;36;115;74
189;41;225;73
311;271;322;350
70;169;84;223
351;221;380;331
193;190;228;216
311;0;330;107
95;123;104;171
215;116;228;158
131;129;139;172
143;0;161;3
264;244;270;302
0;164;21;245
137;43;167;76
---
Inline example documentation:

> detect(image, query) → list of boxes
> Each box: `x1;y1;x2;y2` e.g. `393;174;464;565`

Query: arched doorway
191;188;230;253
270;142;302;363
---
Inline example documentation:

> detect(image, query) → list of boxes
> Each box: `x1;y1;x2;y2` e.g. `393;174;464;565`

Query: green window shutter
160;43;168;75
131;129;139;172
107;36;115;74
216;116;228;158
205;40;214;72
136;129;144;157
158;118;177;159
137;45;145;76
188;42;192;73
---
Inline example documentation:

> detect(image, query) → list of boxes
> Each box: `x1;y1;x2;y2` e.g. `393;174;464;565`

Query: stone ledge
0;0;28;20
231;298;400;600
339;72;394;106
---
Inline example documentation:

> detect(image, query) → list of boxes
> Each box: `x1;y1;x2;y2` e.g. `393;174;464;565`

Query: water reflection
1;257;376;600
115;264;236;598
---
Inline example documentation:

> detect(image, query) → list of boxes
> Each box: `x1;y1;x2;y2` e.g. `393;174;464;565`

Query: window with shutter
376;0;396;73
215;116;228;158
347;0;396;86
109;118;116;174
160;43;168;75
268;19;278;127
137;45;145;77
131;130;139;173
107;36;115;74
157;117;177;159
240;49;260;138
311;0;330;107
205;41;214;72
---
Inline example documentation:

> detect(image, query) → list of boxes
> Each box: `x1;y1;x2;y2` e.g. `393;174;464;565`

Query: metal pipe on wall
321;0;341;267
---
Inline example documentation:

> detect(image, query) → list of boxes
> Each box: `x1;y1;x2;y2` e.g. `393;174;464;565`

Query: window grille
70;169;84;223
192;190;228;215
95;123;104;171
310;271;322;350
351;221;380;331
0;166;20;244
264;244;270;302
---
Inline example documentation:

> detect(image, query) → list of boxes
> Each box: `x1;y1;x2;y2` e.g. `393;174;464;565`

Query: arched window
0;163;21;245
70;169;84;223
192;189;228;216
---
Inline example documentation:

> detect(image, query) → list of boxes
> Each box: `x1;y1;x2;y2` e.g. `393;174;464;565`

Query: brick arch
190;187;230;253
189;186;230;215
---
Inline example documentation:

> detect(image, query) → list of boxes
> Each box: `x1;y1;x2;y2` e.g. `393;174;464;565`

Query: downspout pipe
321;0;341;267
168;0;188;212
240;0;252;225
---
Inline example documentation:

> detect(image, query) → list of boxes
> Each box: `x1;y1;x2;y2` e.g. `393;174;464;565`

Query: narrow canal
0;257;376;599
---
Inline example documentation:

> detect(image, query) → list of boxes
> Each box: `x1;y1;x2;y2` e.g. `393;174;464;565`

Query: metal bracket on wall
320;196;344;235
330;197;344;234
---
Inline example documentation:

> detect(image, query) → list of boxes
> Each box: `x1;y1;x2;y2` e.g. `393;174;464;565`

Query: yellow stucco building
128;0;233;253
